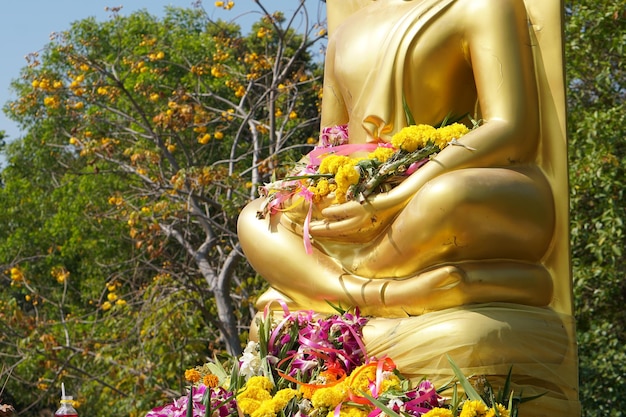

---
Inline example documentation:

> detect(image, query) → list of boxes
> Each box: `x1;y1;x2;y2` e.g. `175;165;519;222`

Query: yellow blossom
367;146;395;163
257;27;270;38
436;123;470;149
198;133;211;144
422;408;454;417
336;406;370;417
271;388;298;409
43;96;60;108
214;131;224;140
334;164;360;203
308;178;333;203
102;301;112;311
235;85;246;97
115;299;127;306
10;267;24;282
459;400;490;417
185;369;202;383
107;292;118;302
391;124;438;152
311;382;347;409
203;374;219;388
215;1;224;7
288;111;298;120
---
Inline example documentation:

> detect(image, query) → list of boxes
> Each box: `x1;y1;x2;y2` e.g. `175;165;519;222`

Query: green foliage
566;1;626;415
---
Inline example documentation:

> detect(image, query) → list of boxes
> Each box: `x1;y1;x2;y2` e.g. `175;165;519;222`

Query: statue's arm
368;0;540;209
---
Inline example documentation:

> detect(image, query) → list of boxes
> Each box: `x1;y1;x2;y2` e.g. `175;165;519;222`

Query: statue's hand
309;192;401;238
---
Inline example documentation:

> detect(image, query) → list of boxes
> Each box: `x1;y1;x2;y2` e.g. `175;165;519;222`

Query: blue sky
0;0;325;146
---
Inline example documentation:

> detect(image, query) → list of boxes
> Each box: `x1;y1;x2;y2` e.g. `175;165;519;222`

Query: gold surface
238;0;579;415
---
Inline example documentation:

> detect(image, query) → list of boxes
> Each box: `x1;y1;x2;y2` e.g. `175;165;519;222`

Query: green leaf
446;355;482;402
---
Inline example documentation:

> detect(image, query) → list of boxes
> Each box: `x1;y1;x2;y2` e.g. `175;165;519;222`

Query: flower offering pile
145;303;522;417
255;122;472;253
257;122;471;217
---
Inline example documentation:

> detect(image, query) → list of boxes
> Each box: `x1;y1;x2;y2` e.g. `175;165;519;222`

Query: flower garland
145;303;523;417
256;122;472;254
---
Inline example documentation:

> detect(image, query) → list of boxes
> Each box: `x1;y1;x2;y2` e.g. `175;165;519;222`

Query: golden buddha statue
237;0;580;415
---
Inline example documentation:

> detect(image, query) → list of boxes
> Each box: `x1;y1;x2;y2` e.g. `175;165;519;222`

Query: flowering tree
1;2;325;414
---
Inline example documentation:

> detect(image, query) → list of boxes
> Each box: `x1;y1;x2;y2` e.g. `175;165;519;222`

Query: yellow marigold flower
334;163;360;203
237;375;274;411
272;388;298;409
102;301;112;311
115;299;126;306
391;124;438;152
289;111;298;120
367;146;395;163
107;292;118;302
436;123;470;149
337;405;370;417
250;401;276;417
204;374;219;388
311;382;347;409
309;178;332;203
214;131;224;140
380;373;401;392
275;109;283;117
149;93;160;102
245;375;274;392
422;408;454;417
346;364;377;396
319;154;352;175
486;404;510;417
185;369;202;383
460;400;489;417
237;398;261;414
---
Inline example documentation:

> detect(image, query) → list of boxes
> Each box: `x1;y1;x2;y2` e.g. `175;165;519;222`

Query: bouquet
256;122;473;253
146;302;528;417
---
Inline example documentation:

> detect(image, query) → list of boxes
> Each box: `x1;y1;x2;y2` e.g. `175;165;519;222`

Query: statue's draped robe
325;0;580;415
